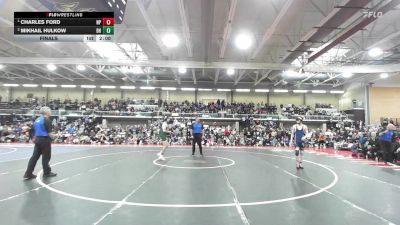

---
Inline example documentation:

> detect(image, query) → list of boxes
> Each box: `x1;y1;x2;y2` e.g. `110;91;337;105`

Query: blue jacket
34;116;50;137
192;122;203;134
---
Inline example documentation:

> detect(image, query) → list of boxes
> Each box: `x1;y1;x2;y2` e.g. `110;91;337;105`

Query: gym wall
339;83;365;110
369;87;400;124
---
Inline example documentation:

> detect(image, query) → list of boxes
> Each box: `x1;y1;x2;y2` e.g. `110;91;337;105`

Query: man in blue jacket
379;123;397;164
191;117;204;156
24;106;57;180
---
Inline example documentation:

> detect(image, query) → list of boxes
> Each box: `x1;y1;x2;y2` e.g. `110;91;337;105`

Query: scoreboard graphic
14;12;114;42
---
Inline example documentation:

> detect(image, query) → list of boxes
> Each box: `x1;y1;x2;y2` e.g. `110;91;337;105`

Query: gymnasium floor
0;144;399;225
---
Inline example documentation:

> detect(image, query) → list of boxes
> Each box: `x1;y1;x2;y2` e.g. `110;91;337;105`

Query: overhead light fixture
226;68;235;75
120;86;136;90
100;85;116;89
77;65;86;71
312;90;326;93
162;33;179;48
273;89;288;93
235;33;252;50
61;85;77;88
284;70;298;77
330;90;344;94
0;64;4;69
342;72;353;78
254;89;269;92
47;64;57;71
3;84;19;87
81;85;96;88
380;73;389;79
140;86;156;90
22;84;38;87
217;89;231;92
181;87;195;91
293;90;308;93
161;87;177;91
198;88;212;91
178;67;187;74
236;89;250;92
42;84;57;88
368;47;384;58
132;66;144;74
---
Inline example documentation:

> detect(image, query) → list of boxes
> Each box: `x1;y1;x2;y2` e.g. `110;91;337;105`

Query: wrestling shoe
23;174;37;180
43;172;57;178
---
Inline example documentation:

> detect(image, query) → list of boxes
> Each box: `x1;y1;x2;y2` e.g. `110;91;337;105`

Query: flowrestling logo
363;10;383;18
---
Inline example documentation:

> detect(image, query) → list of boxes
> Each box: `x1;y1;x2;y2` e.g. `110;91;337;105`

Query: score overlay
14;12;114;42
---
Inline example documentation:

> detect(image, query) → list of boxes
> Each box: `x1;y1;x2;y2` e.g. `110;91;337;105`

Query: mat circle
36;150;338;208
153;155;235;169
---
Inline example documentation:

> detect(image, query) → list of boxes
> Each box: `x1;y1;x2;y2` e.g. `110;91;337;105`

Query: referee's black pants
382;140;393;163
192;134;203;155
25;137;52;176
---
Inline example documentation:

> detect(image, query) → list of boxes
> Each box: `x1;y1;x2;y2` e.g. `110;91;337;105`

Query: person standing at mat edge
379;123;397;164
157;117;171;161
290;116;308;169
191;117;204;156
23;107;57;180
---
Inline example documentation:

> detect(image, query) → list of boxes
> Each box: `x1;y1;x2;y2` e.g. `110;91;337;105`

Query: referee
191;117;204;156
23;107;57;180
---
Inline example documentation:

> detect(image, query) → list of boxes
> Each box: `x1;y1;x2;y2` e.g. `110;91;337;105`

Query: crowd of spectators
0;114;397;165
0;113;398;164
0;97;348;119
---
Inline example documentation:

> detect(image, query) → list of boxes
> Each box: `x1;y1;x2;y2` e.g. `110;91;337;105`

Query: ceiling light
368;48;383;58
235;33;252;50
198;88;212;91
132;66;144;74
162;33;179;48
226;68;235;75
273;89;288;93
330;90;344;94
254;89;269;92
181;88;195;91
342;72;353;78
380;73;389;79
217;89;231;92
3;84;19;87
61;85;76;88
0;64;4;69
178;67;187;74
77;65;86;71
312;90;326;93
161;87;176;91
22;84;38;87
120;86;136;90
47;64;57;71
107;1;112;7
42;84;57;88
284;70;298;77
236;89;250;92
140;86;156;90
100;85;116;89
293;90;308;93
81;85;96;88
